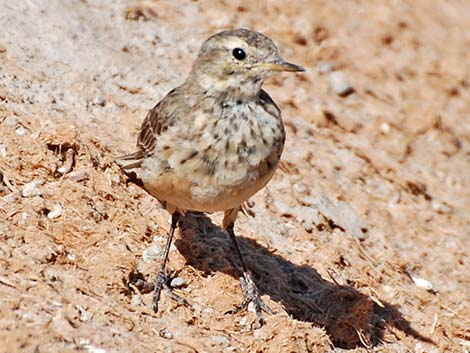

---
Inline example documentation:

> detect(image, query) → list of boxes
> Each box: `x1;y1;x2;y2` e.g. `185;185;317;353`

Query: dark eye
232;48;246;60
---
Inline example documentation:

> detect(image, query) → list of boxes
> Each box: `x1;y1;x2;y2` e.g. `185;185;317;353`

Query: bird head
188;29;304;98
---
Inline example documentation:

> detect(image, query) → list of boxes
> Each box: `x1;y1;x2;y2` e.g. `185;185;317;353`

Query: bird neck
186;71;265;101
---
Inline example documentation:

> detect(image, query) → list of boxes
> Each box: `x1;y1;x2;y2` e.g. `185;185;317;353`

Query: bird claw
225;273;275;328
151;271;191;313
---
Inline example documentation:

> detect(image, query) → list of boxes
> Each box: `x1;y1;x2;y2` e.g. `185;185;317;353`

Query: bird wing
115;88;179;170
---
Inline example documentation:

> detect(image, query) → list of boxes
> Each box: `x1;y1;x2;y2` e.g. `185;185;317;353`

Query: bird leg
151;212;190;312
224;221;275;328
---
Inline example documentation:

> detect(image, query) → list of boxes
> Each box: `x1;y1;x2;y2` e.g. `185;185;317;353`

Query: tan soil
0;1;469;352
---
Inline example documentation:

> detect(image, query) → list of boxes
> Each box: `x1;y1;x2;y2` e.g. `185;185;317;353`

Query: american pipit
117;28;304;326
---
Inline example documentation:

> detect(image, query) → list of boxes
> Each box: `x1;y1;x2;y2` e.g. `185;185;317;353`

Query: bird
116;28;304;326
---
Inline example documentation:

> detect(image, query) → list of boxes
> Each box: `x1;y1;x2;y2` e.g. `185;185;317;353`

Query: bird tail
115;151;145;186
115;150;144;169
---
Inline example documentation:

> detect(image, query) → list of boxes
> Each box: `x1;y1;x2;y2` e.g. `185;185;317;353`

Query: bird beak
261;59;305;72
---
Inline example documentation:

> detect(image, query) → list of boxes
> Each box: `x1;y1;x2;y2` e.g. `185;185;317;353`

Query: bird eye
232;48;246;60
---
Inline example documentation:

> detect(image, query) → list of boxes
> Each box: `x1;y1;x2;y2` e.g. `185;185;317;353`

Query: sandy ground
1;0;469;352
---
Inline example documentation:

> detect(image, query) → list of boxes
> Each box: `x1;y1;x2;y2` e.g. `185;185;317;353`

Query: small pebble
47;204;63;219
211;335;230;346
247;301;256;313
238;316;249;327
57;165;69;175
83;344;107;353
413;277;435;292
15;126;26;136
293;182;309;194
21;181;42;197
93;96;106;107
0;143;7;157
317;61;333;74
65;169;89;182
170;276;186;288
158;328;173;339
130;294;143;306
77;305;92;322
142;244;163;263
330;71;355;97
20;212;29;224
380;122;391;134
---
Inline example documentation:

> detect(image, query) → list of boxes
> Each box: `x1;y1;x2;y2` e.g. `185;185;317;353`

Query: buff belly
142;165;276;214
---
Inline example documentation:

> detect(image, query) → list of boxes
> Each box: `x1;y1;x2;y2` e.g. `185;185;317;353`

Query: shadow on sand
172;212;432;349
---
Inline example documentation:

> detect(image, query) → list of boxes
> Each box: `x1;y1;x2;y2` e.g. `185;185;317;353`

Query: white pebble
293;182;309;194
413;277;435;291
65;169;89;182
84;345;107;353
380;122;391;134
21;181;42;197
93;96;106;106
15;126;26;136
330;71;354;97
170;276;186;288
0;143;7;157
130;294;143;306
20;212;29;224
238;316;248;327
211;335;230;346
142;244;162;263
57;165;69;174
47;204;63;219
158;328;173;339
317;61;333;74
77;305;92;322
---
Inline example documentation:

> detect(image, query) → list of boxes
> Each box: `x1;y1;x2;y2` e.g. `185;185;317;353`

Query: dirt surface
1;1;469;352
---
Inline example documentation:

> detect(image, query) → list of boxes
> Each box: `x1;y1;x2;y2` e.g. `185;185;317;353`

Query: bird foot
225;272;275;328
151;271;191;313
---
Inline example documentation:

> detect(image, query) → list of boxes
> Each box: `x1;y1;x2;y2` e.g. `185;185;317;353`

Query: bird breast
142;97;285;212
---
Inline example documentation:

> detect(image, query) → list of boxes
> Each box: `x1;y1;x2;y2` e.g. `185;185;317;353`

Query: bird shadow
173;212;433;349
